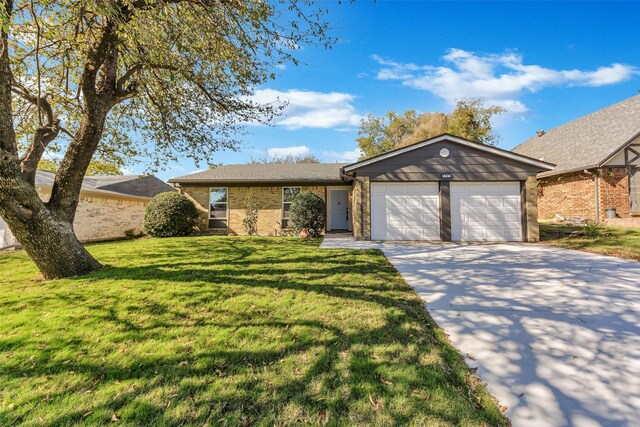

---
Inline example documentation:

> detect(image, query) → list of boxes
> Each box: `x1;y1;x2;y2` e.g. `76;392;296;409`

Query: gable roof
513;94;640;177
35;171;174;199
343;133;554;173
169;163;348;184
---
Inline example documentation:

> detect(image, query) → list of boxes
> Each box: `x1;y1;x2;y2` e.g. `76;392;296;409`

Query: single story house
513;94;640;223
169;134;554;242
0;171;174;249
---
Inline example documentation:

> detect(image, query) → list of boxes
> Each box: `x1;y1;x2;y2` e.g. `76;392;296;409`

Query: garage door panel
451;182;522;242
371;183;439;240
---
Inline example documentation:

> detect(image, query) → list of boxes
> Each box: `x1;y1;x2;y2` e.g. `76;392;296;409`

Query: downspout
594;173;600;224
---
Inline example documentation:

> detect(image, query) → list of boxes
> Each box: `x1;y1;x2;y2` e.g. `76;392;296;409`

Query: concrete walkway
320;236;640;427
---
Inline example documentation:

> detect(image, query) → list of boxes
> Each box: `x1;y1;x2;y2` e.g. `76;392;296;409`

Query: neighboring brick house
169;134;553;242
0;171;174;249
513;94;640;223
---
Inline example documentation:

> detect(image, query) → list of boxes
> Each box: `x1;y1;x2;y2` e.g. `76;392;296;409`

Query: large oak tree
0;0;332;279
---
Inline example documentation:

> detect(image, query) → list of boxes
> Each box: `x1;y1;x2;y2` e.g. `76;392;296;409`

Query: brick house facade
179;184;332;236
172;135;552;242
514;95;640;223
537;168;632;222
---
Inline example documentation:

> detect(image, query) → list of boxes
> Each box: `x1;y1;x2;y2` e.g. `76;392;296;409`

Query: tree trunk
5;208;102;279
0;170;102;279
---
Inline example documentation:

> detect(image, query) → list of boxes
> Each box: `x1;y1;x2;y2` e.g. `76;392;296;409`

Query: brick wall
599;167;630;219
2;191;148;248
537;169;631;222
181;185;327;236
351;176;370;240
537;172;597;221
73;194;147;241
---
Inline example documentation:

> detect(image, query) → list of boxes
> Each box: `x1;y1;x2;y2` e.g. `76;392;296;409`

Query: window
209;187;228;228
281;187;301;228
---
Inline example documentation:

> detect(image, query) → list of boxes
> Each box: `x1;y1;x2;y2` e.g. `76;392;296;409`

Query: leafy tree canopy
0;0;334;278
357;98;506;159
38;159;123;176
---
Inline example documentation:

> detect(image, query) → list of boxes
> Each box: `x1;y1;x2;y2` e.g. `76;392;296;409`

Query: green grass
540;224;640;260
0;236;506;426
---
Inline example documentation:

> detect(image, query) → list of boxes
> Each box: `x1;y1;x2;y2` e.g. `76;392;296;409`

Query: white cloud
321;148;362;163
120;167;136;175
373;49;638;113
266;145;311;158
252;89;363;129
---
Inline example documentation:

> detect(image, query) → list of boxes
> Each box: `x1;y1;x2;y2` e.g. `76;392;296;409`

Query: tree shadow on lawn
0;240;506;426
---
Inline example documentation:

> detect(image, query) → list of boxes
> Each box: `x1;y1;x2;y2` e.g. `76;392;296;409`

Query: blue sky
151;1;640;180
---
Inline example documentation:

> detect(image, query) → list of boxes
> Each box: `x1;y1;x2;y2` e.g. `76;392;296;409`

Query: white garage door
451;182;522;242
371;183;440;240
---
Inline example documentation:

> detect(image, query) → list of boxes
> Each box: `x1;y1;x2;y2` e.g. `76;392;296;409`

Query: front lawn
540;224;640;260
0;236;506;426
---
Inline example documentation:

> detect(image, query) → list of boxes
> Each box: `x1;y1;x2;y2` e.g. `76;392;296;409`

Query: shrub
142;192;199;237
582;223;603;238
242;194;260;235
288;191;326;237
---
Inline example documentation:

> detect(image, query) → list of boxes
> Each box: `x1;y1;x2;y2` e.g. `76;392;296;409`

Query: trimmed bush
288;191;326;237
143;192;199;237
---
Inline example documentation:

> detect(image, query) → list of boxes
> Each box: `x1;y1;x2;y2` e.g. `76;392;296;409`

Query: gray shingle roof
35;171;174;199
512;94;640;177
169;163;348;184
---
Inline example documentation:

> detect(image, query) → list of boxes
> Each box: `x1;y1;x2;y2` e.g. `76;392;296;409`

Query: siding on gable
352;141;540;182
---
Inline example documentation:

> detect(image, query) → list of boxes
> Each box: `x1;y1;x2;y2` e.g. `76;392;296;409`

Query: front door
329;190;350;230
631;168;640;213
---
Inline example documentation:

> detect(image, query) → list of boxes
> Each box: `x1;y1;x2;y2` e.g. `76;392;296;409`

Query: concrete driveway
321;237;640;426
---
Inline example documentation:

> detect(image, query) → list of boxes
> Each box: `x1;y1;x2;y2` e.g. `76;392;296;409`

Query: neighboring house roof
343;133;555;173
35;170;174;199
512;94;640;177
169;163;348;184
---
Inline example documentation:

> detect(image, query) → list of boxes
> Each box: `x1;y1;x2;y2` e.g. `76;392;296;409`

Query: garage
371;182;439;240
451;182;522;241
343;134;555;242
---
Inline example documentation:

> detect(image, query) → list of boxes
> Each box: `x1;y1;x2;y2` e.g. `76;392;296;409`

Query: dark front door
631;168;640;213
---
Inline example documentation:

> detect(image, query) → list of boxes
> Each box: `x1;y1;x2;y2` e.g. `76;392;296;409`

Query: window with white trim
209;187;228;228
281;187;301;228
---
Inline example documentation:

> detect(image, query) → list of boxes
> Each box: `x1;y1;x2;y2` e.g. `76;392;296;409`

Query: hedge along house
0;171;174;249
169;134;554;242
513;94;640;223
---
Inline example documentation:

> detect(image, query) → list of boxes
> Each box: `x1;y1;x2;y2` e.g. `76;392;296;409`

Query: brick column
525;176;539;242
362;177;371;240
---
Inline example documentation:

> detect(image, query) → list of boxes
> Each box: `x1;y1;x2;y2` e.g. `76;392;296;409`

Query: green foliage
288;191;326;237
357;98;506;159
142;192;199;237
8;1;333;170
242;194;260;236
38;158;123;176
356;111;421;159
582;223;603;238
0;236;508;426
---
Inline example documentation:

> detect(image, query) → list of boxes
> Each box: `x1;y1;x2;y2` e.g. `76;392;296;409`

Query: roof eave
169;179;347;185
537;165;600;178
